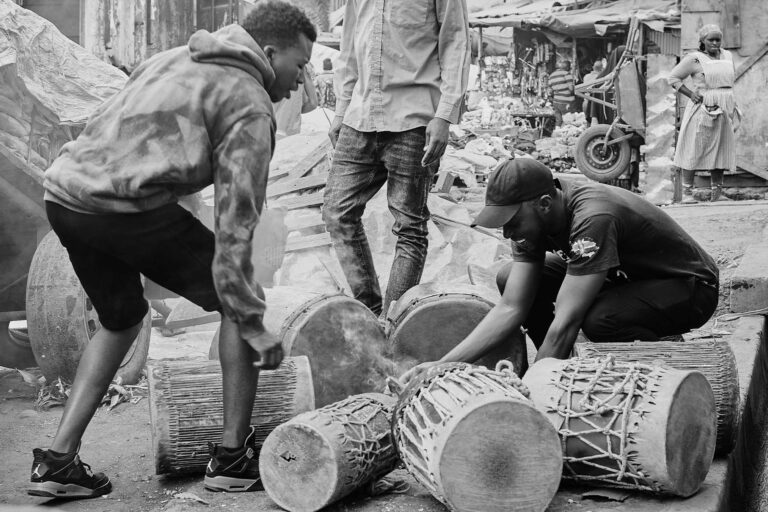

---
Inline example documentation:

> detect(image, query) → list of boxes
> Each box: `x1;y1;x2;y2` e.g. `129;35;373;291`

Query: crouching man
403;158;719;381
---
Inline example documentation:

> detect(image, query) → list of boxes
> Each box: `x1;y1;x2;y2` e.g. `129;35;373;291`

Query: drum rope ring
549;356;663;492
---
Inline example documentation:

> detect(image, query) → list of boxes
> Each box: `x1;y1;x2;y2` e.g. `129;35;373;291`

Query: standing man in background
323;0;470;317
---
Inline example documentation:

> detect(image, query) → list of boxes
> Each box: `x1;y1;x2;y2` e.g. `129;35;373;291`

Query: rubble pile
533;112;588;172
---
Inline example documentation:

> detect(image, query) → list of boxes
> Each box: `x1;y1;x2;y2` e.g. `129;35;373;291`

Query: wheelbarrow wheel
575;124;631;182
0;322;38;369
26;231;151;384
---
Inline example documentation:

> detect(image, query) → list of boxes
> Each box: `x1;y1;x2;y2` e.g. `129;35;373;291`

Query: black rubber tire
574;124;631;182
0;322;38;369
26;231;151;384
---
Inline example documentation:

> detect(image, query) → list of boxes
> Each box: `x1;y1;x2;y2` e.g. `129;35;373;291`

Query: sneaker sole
204;475;261;492
28;481;112;498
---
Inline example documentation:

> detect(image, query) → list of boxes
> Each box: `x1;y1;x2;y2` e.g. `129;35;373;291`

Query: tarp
470;0;679;37
0;0;126;182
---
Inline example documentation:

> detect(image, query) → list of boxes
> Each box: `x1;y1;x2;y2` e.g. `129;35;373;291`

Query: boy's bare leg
50;319;144;453
218;315;259;448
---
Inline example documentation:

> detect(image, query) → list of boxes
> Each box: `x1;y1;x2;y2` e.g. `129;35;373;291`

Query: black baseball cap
472;158;555;228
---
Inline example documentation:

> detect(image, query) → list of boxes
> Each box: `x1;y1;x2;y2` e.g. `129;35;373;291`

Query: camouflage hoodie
44;25;276;346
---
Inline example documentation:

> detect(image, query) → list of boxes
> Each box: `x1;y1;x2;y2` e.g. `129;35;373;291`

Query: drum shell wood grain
147;356;314;475
574;339;739;455
386;283;527;375
393;363;562;512
523;357;717;497
259;393;398;512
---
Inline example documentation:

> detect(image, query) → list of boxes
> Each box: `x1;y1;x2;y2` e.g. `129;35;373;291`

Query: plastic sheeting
470;0;679;37
0;0;126;182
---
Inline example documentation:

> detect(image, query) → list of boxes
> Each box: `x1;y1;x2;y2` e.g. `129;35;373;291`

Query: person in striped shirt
549;60;575;127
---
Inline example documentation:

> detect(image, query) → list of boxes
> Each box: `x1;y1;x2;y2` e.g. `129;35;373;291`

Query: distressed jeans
322;125;437;316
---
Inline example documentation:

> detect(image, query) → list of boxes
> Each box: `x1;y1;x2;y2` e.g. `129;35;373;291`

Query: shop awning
470;0;679;37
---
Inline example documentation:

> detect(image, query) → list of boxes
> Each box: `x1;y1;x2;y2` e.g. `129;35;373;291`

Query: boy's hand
245;329;284;370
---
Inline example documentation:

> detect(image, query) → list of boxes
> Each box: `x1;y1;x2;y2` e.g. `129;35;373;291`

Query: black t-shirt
512;180;719;284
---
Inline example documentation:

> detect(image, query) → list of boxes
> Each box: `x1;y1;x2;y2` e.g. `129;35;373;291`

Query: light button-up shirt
335;0;470;132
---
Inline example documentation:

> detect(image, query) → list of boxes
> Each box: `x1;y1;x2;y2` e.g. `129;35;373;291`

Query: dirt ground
1;200;767;512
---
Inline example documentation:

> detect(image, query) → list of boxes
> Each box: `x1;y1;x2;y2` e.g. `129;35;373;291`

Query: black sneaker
28;447;112;499
204;426;262;492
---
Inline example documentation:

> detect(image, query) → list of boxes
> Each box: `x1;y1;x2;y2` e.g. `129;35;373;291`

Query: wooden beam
737;157;768;182
285;232;333;252
273;191;324;210
0;173;46;219
267;174;328;198
735;40;768;82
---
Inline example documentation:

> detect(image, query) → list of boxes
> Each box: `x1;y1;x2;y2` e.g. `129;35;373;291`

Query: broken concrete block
730;242;768;313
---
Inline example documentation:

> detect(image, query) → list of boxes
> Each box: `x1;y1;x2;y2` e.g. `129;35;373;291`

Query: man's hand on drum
249;329;284;370
399;361;442;387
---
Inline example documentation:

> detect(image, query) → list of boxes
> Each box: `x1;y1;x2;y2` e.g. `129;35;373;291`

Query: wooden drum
385;283;527;375
523;356;717;497
392;362;562;512
574;339;739;454
147;356;314;475
211;286;393;407
260;393;398;512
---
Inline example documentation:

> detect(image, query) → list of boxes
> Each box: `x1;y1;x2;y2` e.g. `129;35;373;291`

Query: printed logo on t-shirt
569;238;599;262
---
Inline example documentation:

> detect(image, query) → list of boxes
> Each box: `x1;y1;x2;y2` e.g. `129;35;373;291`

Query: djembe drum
147;356;314;475
210;286;393;407
574;339;739;454
392;362;562;512
259;393;398;512
386;283;527;375
523;356;717;497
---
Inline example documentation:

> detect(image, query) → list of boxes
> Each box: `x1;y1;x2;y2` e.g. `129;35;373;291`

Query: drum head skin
288;296;393;407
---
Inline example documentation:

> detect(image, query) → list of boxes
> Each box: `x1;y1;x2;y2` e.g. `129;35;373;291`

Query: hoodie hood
188;24;275;90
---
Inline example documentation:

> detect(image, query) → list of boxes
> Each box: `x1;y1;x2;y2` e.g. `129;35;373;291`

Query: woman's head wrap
699;24;723;41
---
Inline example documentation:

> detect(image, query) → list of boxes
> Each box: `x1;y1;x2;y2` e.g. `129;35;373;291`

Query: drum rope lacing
314;395;398;489
393;363;531;498
550;356;663;492
577;341;739;448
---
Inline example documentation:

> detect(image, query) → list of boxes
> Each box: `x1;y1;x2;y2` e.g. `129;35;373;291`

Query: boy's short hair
241;0;317;49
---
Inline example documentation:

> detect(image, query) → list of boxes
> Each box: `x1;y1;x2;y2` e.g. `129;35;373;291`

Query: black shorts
46;201;221;331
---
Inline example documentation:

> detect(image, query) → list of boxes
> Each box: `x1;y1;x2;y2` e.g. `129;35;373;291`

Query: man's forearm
535;317;581;361
440;303;524;363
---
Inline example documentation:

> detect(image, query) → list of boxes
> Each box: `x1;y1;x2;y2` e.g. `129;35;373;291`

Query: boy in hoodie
28;0;315;499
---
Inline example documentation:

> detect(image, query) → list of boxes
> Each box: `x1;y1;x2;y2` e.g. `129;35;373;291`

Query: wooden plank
288;143;331;180
273;191;324;211
164;298;221;329
285;232;333;252
267;174;328;198
736;157;768;182
285;212;325;232
270;140;331;182
735;41;768;81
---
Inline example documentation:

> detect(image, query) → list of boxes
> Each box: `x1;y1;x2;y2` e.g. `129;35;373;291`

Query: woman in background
668;24;740;202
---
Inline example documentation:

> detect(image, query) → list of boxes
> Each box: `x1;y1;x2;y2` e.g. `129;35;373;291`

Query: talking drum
523;356;717;497
147;356;314;475
210;286;392;407
574;339;739;454
259;393;398;512
392;362;563;512
386;283;527;374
